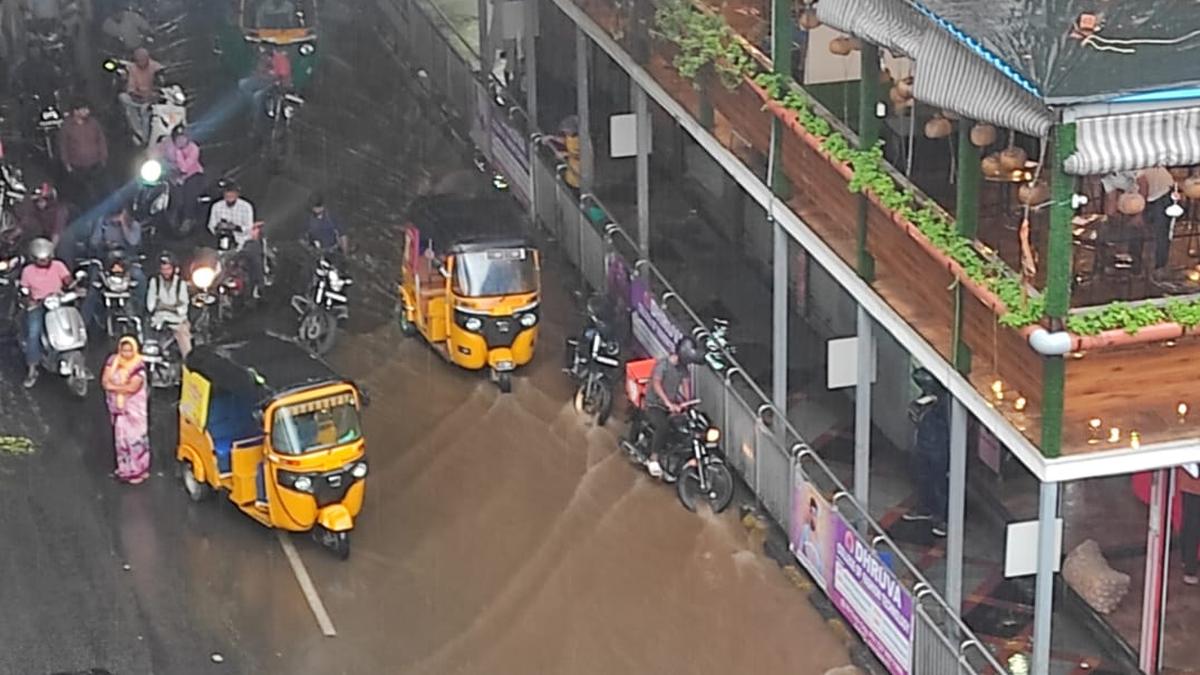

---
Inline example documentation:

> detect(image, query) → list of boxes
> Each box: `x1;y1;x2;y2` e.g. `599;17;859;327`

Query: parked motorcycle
88;251;143;343
19;284;91;398
621;396;735;513
291;247;351;355
565;295;620;425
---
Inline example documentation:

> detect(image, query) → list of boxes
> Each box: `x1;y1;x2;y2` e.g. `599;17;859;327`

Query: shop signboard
829;518;915;675
628;273;682;359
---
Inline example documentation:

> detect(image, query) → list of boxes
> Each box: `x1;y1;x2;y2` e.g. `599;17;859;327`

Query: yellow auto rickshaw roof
408;195;535;255
185;333;353;408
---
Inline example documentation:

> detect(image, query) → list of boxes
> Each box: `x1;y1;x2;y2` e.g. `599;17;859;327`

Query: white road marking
277;532;338;637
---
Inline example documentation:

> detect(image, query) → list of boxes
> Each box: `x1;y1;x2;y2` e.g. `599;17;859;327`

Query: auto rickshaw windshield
453;249;537;298
271;394;361;455
248;0;313;29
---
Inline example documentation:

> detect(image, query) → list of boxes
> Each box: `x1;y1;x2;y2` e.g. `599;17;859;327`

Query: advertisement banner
628;273;683;359
179;367;211;429
829;518;915;675
789;478;835;591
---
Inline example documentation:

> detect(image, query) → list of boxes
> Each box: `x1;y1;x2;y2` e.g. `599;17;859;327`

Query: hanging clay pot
924;117;953;139
829;37;853;56
895;77;914;100
969;123;997;148
1183;175;1200;200
1119;192;1146;215
1018;181;1050;205
888;87;913;112
798;9;821;30
1170;167;1190;182
981;154;1003;178
999;146;1028;172
878;67;894;87
940;109;960;121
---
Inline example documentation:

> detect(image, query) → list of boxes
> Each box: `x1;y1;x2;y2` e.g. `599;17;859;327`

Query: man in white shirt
207;180;265;297
145;251;191;357
1103;166;1177;278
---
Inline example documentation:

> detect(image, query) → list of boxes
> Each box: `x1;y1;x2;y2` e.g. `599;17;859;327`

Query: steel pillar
945;397;967;615
575;28;594;191
523;0;538;129
1140;468;1175;674
633;81;650;256
1032;481;1059;675
853;305;871;506
771;220;787;429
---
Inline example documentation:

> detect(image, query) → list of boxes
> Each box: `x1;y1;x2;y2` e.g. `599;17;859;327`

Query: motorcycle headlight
705;427;721;444
103;58;119;72
350;461;368;479
139;159;163;184
283;105;296;119
492;173;509;191
106;275;130;292
464;316;482;331
142;343;160;355
292;475;313;492
299;43;315;56
328;275;345;292
169;87;186;105
41;108;59;121
519;312;537;328
43;295;61;310
191;265;216;290
0;259;8;272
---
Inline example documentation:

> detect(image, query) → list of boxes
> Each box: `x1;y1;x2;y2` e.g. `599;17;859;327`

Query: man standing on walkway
903;367;950;538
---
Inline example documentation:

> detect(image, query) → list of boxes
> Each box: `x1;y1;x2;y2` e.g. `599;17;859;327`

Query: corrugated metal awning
816;0;1053;139
1064;108;1200;175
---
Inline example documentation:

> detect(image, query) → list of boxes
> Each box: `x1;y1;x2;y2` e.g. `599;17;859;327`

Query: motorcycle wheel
298;309;338;355
573;378;613;426
677;460;735;514
67;373;88;398
314;527;351;561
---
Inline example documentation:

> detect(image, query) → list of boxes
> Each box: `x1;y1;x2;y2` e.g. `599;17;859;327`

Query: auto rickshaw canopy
409;194;534;256
184;333;351;411
241;0;318;43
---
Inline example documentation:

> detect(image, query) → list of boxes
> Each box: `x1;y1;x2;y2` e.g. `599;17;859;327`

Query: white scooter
20;284;91;398
102;57;187;146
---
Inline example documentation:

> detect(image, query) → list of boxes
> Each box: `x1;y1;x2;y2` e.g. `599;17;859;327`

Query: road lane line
277;532;338;637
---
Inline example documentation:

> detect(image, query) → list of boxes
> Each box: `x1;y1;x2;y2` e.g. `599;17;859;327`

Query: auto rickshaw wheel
179;460;212;502
396;301;417;337
496;371;512;393
314;527;351;560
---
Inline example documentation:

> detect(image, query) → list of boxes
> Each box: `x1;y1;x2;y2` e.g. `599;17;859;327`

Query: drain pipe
1027;327;1072;356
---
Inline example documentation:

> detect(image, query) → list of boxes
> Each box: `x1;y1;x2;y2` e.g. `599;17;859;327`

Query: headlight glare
464;316;482;331
191;265;216;290
519;312;537;327
705;427;721;444
139;159;163;184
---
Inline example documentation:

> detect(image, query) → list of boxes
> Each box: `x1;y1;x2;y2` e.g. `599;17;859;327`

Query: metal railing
372;0;1008;672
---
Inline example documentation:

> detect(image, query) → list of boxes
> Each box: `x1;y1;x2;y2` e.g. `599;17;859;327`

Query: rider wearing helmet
18;237;73;387
146;250;191;357
902;367;951;537
642;336;704;477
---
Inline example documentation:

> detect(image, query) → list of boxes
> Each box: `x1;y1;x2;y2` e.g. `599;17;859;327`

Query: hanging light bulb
1131;431;1141;449
1088;418;1102;445
1014;396;1027;412
992;379;1004;401
1179;402;1189;419
1108;427;1121;443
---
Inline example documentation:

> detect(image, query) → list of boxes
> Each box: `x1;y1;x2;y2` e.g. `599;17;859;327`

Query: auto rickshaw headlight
464;316;483;332
351;462;368;479
292;475;313;492
519;312;537;328
299;43;315;56
705;427;721;444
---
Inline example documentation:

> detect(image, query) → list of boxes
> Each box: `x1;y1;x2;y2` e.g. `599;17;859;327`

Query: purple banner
628;274;683;359
829;518;915;675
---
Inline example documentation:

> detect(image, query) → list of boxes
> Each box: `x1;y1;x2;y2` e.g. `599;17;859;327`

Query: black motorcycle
565;296;620;425
263;85;304;172
132;157;211;239
622;399;735;513
88;251;143;342
291;247;352;355
142;318;182;388
28;90;64;160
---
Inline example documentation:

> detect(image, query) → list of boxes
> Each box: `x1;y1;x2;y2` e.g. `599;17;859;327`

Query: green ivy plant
1064;298;1200;336
654;0;754;90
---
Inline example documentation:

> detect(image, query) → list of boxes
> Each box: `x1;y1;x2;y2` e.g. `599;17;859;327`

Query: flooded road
0;4;851;674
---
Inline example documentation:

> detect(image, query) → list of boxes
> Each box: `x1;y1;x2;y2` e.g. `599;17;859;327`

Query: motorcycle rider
18;237;73;387
15;181;69;253
157;124;204;225
238;45;290;136
101;2;151;51
306;196;346;255
117;46;162;144
83;205;145;326
642;337;704;477
206;180;264;299
145;250;190;357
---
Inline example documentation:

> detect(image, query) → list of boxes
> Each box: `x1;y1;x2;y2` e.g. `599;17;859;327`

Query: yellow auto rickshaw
396;195;541;392
218;0;320;90
176;334;367;559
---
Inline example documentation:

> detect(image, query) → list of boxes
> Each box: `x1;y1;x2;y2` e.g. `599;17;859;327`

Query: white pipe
1028;327;1072;356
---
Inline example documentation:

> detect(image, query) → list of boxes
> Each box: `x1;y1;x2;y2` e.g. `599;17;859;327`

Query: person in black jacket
902;367;950;537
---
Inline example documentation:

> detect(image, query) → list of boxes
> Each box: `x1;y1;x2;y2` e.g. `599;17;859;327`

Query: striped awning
816;0;1053;139
1064;108;1200;175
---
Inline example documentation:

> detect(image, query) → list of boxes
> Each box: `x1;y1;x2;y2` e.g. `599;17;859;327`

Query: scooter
87;251;143;343
565;295;620;425
621;395;735;513
262;85;304;172
102;57;187;146
291;246;352;355
19;282;91;398
142;315;182;388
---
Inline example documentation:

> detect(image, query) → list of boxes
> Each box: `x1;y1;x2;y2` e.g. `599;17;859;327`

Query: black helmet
675;336;703;366
911;367;941;397
158;250;178;267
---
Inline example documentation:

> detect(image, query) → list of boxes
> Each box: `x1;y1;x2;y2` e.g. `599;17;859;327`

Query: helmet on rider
29;237;54;266
674;336;704;366
911;366;942;397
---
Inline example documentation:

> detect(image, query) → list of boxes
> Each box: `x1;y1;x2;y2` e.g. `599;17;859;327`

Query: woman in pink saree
102;336;150;484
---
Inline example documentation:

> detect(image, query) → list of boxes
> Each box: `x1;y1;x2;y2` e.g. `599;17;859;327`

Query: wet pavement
0;5;854;674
